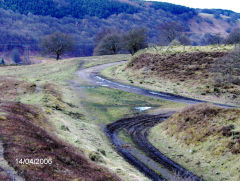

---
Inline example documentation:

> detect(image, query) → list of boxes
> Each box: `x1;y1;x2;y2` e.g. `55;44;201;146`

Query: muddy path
105;113;202;181
76;61;236;181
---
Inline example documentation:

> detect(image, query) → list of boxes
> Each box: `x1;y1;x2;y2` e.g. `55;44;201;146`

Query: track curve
76;61;238;181
77;61;236;108
105;113;202;181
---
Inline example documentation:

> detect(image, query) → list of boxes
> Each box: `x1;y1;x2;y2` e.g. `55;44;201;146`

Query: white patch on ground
135;107;152;111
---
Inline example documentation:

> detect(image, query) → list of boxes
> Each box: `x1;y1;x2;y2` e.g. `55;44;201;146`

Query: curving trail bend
105;113;202;181
76;61;236;181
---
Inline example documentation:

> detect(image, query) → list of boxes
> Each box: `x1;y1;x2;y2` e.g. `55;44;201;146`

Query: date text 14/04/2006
16;158;52;165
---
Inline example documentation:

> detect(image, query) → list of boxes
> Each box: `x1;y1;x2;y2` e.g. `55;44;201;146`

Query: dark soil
106;113;202;181
0;101;121;181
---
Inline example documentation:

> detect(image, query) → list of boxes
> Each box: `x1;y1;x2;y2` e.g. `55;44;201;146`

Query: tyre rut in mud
105;113;203;181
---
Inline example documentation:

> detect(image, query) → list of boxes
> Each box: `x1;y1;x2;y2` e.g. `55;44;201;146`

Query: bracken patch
162;104;240;155
128;52;226;82
0;102;121;181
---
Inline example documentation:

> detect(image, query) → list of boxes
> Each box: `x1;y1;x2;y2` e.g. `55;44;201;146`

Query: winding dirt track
76;61;236;181
105;113;202;181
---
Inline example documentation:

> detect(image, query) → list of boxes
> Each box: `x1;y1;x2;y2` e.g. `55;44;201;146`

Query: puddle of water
135;107;152;111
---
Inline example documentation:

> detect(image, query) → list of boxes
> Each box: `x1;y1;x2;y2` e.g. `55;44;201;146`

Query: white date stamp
16;158;52;165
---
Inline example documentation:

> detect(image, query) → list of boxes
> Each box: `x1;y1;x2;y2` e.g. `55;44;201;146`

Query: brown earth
0;77;36;101
127;52;226;83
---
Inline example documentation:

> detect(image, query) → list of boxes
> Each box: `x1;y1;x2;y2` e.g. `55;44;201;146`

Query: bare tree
178;34;192;46
93;33;121;55
226;28;240;48
94;28;121;47
178;34;192;51
159;21;184;44
40;31;75;60
204;33;223;48
122;28;148;55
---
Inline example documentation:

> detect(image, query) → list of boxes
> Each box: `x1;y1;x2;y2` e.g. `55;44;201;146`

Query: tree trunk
56;53;60;60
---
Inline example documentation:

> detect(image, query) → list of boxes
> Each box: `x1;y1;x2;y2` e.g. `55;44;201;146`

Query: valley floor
0;50;239;181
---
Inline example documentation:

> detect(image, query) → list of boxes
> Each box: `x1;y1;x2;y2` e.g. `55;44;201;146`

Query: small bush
60;125;70;132
89;151;104;163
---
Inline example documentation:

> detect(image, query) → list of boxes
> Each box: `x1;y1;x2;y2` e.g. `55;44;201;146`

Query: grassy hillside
149;104;240;181
101;45;240;106
0;54;185;180
0;55;141;180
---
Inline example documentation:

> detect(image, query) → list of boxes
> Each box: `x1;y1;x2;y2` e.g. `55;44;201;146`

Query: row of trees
92;25;240;57
3;27;240;62
93;28;147;56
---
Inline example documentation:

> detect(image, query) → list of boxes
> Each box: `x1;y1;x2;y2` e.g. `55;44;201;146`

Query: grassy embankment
0;54;185;181
100;45;240;181
150;104;240;181
101;45;239;106
0;54;137;180
0;55;129;180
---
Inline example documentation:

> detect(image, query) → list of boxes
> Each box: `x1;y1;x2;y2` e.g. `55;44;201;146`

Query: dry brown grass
162;104;240;155
0;77;36;101
126;51;240;104
128;52;226;83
